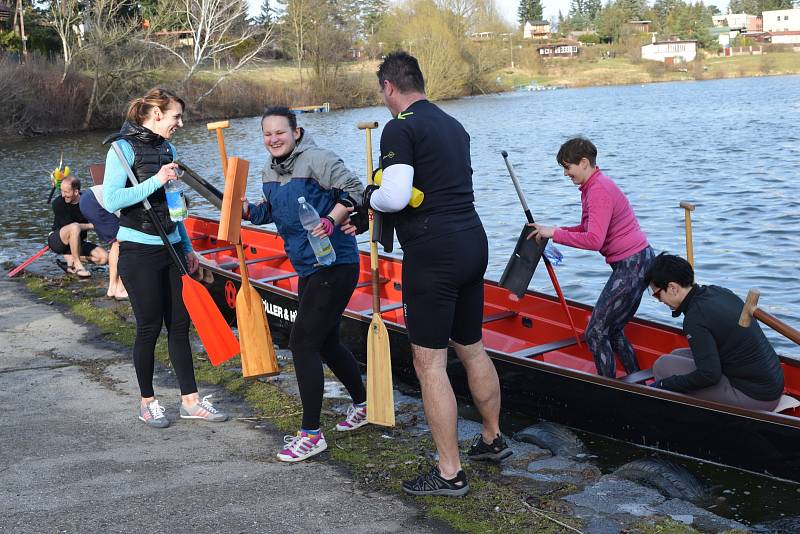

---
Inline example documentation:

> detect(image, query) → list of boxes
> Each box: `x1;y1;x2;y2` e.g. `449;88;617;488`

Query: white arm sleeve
369;164;414;213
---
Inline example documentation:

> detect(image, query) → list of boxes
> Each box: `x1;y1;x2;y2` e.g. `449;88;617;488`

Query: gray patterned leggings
586;246;655;378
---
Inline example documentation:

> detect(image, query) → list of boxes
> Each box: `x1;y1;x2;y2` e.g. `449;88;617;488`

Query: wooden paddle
7;245;49;278
358;120;395;427
209;122;279;378
738;289;800;346
110;142;240;366
679;201;695;267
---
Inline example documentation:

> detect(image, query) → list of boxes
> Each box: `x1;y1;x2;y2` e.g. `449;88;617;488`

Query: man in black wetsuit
364;51;511;497
49;176;108;278
646;253;784;410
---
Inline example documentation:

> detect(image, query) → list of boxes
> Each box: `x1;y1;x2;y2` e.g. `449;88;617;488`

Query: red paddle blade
181;274;240;365
8;246;50;278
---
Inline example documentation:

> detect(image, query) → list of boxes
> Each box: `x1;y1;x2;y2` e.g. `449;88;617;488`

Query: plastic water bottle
164;179;188;222
544;242;563;265
297;196;336;265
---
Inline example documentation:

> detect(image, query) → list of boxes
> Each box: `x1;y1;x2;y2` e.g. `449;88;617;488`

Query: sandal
75;268;91;278
56;259;70;274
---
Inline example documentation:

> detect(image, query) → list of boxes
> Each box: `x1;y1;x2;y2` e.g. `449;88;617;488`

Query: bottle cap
297;196;305;203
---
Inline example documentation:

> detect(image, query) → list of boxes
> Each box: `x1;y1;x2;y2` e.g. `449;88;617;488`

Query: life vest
104;122;176;236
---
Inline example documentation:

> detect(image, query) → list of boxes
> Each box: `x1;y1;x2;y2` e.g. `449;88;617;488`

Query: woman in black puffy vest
103;88;228;429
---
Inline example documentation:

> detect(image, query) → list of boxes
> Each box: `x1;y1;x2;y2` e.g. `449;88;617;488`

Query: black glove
363;184;379;210
348;207;370;235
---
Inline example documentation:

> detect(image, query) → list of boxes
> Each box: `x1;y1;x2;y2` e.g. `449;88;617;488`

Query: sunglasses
649;286;664;300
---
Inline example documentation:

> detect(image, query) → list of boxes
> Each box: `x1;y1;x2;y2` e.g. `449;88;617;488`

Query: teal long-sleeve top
103;140;192;253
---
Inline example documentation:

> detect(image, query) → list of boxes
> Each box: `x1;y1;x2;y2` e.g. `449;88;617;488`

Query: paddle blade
181;274;240;365
236;284;279;378
8;246;49;278
499;225;547;298
366;314;395;426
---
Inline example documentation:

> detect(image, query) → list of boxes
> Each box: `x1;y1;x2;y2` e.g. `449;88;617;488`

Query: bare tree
78;0;147;128
281;0;314;89
146;0;274;105
47;0;81;82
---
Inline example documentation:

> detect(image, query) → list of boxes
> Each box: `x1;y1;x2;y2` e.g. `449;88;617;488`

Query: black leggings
289;263;365;430
118;241;197;398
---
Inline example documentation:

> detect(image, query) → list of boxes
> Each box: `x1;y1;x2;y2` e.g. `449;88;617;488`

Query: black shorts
401;225;488;349
48;231;97;257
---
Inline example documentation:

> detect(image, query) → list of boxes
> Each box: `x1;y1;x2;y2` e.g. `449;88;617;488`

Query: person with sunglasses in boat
242;106;369;462
364;51;510;498
645;253;784;410
103;87;228;429
528;137;654;379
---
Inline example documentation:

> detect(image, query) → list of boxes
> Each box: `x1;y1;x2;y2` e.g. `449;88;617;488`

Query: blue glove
544;243;563;265
649;379;664;389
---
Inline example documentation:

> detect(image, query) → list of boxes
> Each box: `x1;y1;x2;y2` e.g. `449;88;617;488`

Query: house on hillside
523;20;551;40
537;43;580;57
0;2;12;25
641;39;698;63
763;9;800;44
626;20;652;33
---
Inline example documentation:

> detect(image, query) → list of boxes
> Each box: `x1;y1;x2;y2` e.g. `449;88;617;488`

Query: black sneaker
401;467;470;497
467;433;513;461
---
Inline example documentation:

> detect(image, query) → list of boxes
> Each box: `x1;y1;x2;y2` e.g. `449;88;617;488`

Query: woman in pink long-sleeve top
529;137;654;378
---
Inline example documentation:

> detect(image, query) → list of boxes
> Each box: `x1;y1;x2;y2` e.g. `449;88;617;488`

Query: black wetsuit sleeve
379;119;414;169
660;315;722;392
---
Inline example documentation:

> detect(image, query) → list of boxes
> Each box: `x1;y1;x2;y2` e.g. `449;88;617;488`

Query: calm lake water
2;74;798;354
2;74;800;525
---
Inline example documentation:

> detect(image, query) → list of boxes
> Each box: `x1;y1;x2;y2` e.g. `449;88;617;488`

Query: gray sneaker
139;399;169;429
180;394;229;422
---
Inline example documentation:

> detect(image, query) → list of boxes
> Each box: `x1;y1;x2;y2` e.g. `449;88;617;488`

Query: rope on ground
520;498;584;534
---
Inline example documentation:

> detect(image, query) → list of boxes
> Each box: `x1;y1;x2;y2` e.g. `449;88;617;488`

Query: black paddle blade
372;211;395;253
499;225;548;298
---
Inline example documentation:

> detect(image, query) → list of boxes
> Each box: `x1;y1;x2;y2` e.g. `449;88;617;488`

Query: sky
246;0;729;27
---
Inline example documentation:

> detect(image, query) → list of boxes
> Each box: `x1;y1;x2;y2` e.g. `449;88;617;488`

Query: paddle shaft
208;120;230;177
680;201;695;267
358;121;381;313
47;186;56;204
7;245;49;278
739;289;800;346
176;162;223;210
501;152;583;349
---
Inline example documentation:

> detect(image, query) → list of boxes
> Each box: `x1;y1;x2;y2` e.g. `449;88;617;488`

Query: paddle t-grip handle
357;121;379;130
679;200;695;267
738;288;800;345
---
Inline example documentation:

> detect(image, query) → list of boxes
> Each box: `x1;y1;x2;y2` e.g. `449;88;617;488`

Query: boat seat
774;394;800;413
511;335;585;359
199;245;236;255
621;368;655;384
482;310;518;324
355;277;390;289
218;254;288;270
358;302;404;316
256;272;298;283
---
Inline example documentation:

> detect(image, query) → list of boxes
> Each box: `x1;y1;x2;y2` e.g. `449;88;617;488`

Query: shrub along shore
2;52;799;139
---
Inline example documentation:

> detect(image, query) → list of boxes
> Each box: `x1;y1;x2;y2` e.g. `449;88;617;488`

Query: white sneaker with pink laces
276;431;328;462
335;403;368;431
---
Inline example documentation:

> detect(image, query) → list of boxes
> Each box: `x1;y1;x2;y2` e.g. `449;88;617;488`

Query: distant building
0;2;11;24
762;8;800;33
523;20;551;40
537;43;580;57
626;20;652;33
641;39;698;63
768;31;800;44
